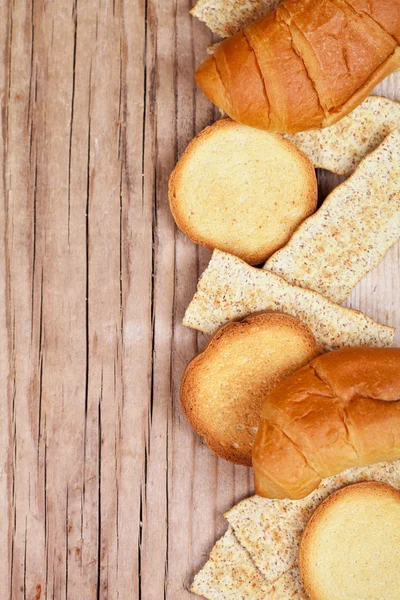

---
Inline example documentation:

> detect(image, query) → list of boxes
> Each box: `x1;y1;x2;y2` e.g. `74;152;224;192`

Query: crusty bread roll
252;347;400;499
169;120;317;265
299;482;400;600
195;0;400;133
181;312;320;465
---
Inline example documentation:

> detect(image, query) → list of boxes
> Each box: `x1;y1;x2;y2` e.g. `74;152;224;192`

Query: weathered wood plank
1;0;151;597
0;0;11;596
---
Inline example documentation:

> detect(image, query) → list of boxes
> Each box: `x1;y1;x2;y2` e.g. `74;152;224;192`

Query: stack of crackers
191;461;400;599
184;99;400;342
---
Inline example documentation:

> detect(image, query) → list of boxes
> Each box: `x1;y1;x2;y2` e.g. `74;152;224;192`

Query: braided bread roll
196;0;400;132
252;347;400;499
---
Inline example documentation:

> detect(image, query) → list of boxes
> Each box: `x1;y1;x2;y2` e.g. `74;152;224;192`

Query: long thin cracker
190;0;282;37
183;250;394;351
264;129;400;304
225;461;400;585
286;96;400;176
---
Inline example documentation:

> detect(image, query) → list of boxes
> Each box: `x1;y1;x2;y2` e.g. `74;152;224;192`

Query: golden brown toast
180;312;320;465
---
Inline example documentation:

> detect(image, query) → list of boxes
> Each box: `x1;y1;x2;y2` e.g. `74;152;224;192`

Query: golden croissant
195;0;400;132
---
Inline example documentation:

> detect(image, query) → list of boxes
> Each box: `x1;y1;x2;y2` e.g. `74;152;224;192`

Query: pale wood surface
0;1;399;598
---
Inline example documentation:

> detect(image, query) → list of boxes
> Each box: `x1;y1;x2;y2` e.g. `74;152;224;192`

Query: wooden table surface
1;1;399;598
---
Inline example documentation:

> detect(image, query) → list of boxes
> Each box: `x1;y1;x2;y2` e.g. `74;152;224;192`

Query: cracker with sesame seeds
190;0;283;38
264;129;400;304
286;96;400;177
190;527;272;599
183;250;394;351
225;461;400;586
192;461;400;599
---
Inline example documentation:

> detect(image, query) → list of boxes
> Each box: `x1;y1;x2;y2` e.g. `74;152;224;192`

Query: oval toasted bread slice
181;312;320;465
169;119;317;265
299;481;400;600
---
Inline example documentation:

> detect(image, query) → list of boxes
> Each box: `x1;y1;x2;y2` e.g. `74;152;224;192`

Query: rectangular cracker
183;250;395;351
191;0;282;37
286;96;400;176
225;460;400;585
264;129;400;304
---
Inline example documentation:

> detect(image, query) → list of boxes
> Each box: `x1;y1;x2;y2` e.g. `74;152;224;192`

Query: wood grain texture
0;0;399;598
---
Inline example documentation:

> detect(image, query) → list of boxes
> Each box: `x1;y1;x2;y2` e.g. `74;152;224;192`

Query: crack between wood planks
163;0;180;591
27;0;35;149
82;60;92;545
116;17;126;596
137;0;151;594
117;36;123;162
52;547;55;600
10;315;16;600
67;0;78;244
7;0;13;107
119;142;124;349
44;424;49;597
141;0;149;210
114;427;120;590
65;486;69;600
188;0;202;346
23;516;27;600
3;3;15;594
37;269;43;453
31;161;38;340
137;483;143;600
149;167;157;431
96;368;103;600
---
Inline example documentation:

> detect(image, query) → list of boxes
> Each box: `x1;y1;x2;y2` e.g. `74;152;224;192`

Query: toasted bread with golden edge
299;482;400;600
180;312;320;465
169;120;317;265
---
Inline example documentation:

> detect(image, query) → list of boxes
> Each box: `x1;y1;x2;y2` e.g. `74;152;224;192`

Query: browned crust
180;311;320;465
253;347;400;499
245;9;326;131
323;47;400;127
299;481;400;600
194;0;400;133
168;118;317;265
344;0;400;44
214;32;271;129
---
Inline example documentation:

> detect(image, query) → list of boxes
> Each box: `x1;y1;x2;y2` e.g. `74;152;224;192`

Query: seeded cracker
190;0;283;37
286;96;400;176
196;97;400;178
192;461;400;599
225;461;400;586
183;250;394;351
190;527;271;599
264;129;400;304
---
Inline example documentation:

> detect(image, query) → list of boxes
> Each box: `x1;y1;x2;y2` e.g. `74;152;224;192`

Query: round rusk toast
180;312;320;465
299;482;400;600
169;119;317;265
